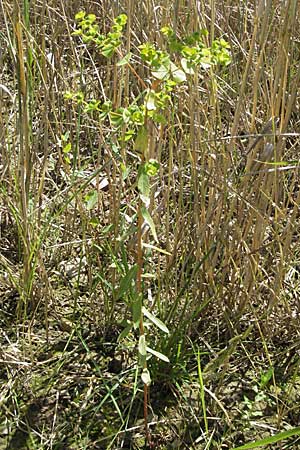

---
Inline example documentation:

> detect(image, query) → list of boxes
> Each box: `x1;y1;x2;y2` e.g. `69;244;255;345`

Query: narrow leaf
142;306;169;334
141;368;151;385
146;346;170;362
137;167;150;198
118;324;132;342
117;52;132;66
143;243;171;256
138;335;147;356
141;206;158;242
116;265;137;300
231;427;300;450
132;294;142;327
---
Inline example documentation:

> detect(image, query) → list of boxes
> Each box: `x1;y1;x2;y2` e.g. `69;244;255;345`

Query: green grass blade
231;427;300;449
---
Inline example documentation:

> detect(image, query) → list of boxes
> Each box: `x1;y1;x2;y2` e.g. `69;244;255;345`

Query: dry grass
1;0;300;448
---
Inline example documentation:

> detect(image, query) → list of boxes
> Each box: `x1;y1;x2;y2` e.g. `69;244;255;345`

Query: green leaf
75;91;84;103
132;293;142;327
263;159;298;166
152;113;167;124
63;142;72;153
141;206;158;242
110;109;124;127
112;23;122;33
145;91;156;110
170;62;186;83
120;163;130;180
75;11;86;21
134;127;148;154
122;108;131;123
181;57;195;75
161;26;174;37
116;265;138;300
139;42;157;62
114;13;127;26
86;13;96;23
101;43;116;58
138;335;147;356
137;167;150;199
219;38;230;48
117;52;132;66
260;366;274;388
152;63;170;80
230;427;300;449
89;217;99;227
146;346;170;362
181;46;198;58
118;324;132;342
123;129;135;142
141;368;151;385
142;306;169;334
61;131;70;142
200;51;212;69
64;91;74;100
84;190;98;210
144;159;160;176
84;99;100;113
142;243;171;255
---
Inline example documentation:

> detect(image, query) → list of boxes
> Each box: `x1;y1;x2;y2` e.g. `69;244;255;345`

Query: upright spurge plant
66;10;231;444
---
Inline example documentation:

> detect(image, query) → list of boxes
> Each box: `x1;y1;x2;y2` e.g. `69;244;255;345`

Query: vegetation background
0;0;300;448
